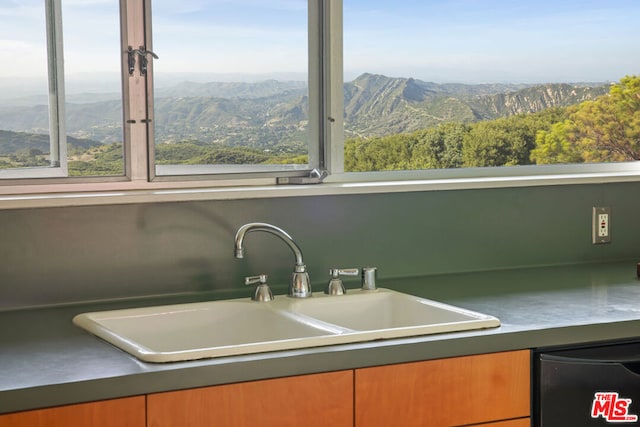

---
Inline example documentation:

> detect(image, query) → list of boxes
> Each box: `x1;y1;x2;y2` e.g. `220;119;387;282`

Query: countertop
2;261;640;414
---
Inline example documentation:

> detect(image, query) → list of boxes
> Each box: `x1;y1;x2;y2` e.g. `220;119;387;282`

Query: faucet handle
330;268;359;277
325;268;359;295
245;274;274;302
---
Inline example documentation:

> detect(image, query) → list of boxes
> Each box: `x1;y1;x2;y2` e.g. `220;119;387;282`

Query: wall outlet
592;207;611;244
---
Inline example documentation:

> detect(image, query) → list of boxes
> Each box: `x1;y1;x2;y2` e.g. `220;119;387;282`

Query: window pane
0;1;55;174
61;0;124;176
151;1;310;176
0;1;124;178
343;1;640;172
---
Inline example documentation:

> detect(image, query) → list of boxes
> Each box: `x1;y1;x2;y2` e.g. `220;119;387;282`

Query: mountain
155;80;306;99
468;83;609;120
343;73;608;137
0;130;102;156
0;100;124;143
0;74;609;156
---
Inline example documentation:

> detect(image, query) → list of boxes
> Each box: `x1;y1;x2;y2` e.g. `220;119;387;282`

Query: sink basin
74;288;499;363
73;300;347;362
287;289;500;338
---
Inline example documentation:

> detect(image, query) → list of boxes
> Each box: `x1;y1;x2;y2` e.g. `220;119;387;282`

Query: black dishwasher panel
537;341;640;427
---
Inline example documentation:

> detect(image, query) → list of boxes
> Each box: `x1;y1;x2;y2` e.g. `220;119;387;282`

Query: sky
343;0;640;83
0;0;638;88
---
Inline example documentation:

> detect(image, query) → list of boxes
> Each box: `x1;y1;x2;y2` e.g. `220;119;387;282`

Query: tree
345;134;413;172
410;122;467;169
462;116;541;167
531;75;640;164
530;120;583;164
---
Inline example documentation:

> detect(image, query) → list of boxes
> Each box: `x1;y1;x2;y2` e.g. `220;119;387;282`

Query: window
1;0;639;193
0;0;123;180
342;0;640;175
149;1;314;179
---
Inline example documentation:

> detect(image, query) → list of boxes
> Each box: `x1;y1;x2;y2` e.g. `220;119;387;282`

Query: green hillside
1;74;632;176
345;76;639;172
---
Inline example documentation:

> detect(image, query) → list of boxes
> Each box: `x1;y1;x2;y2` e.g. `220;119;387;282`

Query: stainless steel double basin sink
74;288;500;363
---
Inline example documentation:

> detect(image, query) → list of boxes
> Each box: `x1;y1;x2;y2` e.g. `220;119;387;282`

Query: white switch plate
592;207;611;244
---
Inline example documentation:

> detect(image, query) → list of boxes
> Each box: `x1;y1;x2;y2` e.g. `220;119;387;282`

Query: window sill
1;168;639;210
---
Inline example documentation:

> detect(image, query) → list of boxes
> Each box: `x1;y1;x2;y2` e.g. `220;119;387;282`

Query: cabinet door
0;396;145;427
355;350;530;427
148;370;353;427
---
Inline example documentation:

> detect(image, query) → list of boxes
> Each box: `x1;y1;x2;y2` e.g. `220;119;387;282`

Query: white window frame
145;0;328;183
326;0;640;184
0;0;68;180
0;0;639;206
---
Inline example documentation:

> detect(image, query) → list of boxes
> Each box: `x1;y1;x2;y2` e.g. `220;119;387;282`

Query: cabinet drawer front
148;370;353;427
355;350;530;427
0;397;145;427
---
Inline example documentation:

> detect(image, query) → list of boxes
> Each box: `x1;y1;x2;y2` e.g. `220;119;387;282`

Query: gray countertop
2;260;640;414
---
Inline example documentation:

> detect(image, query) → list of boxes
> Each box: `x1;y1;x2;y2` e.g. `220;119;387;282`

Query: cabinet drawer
355;350;530;427
148;370;353;427
0;396;145;427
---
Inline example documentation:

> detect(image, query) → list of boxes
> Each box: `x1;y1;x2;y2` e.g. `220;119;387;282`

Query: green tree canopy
531;75;640;164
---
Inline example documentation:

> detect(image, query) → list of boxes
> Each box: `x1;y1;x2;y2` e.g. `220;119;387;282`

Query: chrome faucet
234;223;312;298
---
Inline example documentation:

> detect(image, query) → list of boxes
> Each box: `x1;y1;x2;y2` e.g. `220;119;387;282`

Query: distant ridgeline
344;74;639;171
1;74;638;175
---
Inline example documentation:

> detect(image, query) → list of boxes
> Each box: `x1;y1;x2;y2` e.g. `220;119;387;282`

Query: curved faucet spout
234;223;305;268
234;223;312;298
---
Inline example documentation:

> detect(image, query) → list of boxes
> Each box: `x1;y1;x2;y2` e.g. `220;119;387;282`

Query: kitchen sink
73;300;347;362
74;288;500;363
287;288;499;337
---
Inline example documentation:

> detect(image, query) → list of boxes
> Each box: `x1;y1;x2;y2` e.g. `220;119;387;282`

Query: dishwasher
535;340;640;426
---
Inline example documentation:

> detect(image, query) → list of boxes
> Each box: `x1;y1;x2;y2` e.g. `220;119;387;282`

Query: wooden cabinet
355;350;530;427
0;396;145;427
147;370;353;427
1;351;530;427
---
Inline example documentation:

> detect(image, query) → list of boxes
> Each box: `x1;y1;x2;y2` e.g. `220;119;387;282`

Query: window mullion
309;0;344;174
45;0;67;173
121;0;150;182
308;0;344;177
143;0;157;182
321;0;344;175
307;0;322;172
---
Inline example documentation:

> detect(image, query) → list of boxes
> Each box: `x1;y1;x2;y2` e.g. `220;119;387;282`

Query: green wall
1;181;639;310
